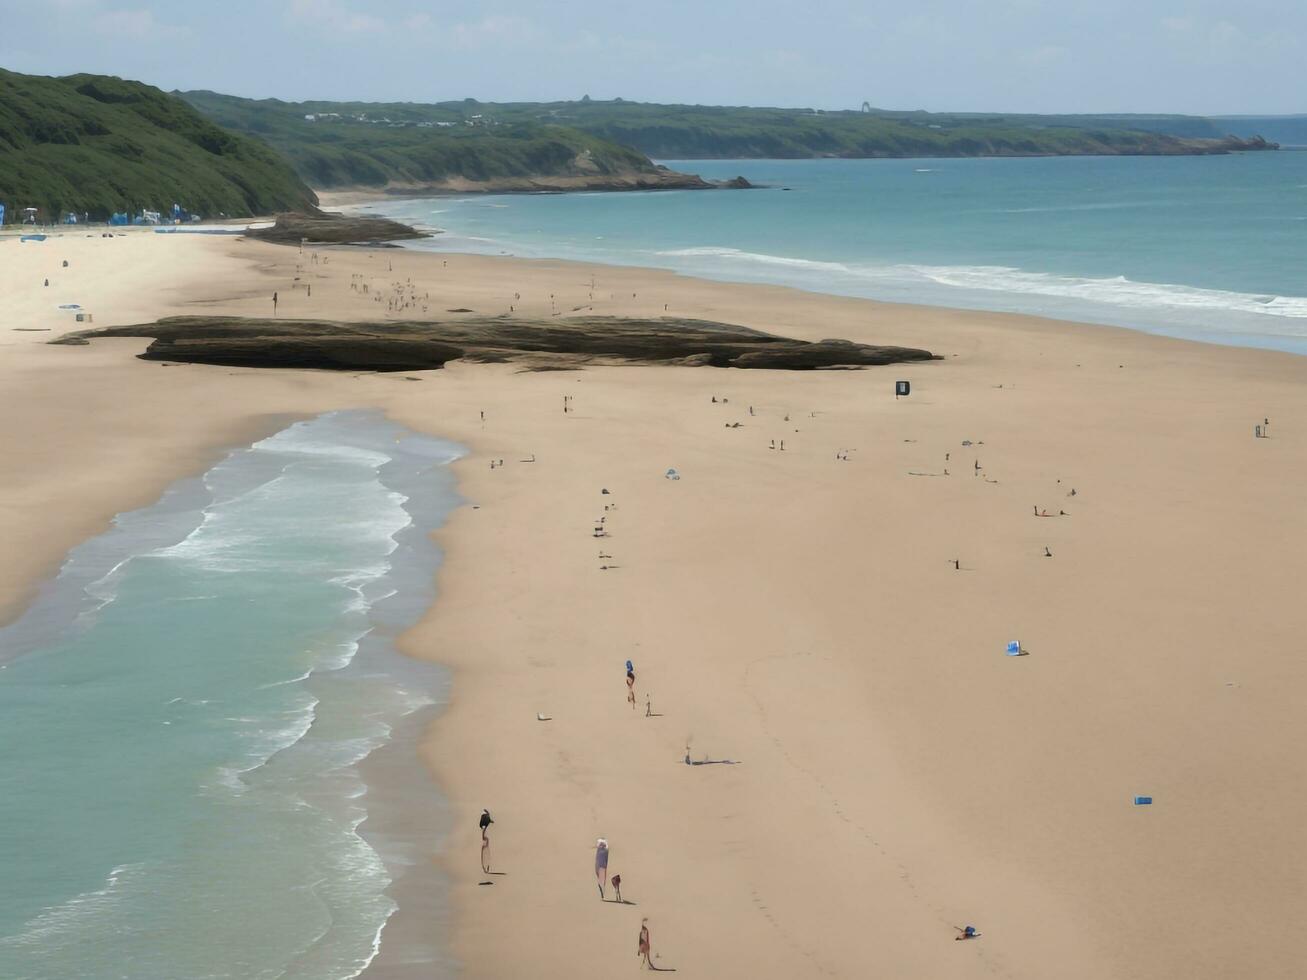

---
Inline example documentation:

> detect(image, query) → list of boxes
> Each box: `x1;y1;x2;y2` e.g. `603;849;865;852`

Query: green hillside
180;91;699;191
496;101;1275;159
183;93;1276;169
0;69;318;221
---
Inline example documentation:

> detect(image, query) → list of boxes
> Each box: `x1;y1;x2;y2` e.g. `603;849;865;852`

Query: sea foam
653;246;1307;321
387;153;1307;353
0;411;465;980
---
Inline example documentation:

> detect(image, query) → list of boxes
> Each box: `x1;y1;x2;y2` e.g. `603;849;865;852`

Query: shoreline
0;410;462;978
389;241;1307;360
3;233;1306;978
360;150;1307;359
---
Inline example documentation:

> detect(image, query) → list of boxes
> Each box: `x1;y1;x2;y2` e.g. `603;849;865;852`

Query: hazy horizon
0;0;1302;116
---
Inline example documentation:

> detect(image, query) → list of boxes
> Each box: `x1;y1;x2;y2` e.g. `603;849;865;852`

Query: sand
2;228;1305;979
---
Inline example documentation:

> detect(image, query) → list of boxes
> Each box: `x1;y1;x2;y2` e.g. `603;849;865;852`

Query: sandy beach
2;228;1305;979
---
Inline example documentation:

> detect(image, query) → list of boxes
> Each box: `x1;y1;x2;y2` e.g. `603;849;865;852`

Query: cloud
93;8;188;40
288;0;386;34
449;15;539;51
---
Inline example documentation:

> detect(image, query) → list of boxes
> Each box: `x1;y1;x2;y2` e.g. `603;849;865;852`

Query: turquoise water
0;412;462;980
365;153;1307;354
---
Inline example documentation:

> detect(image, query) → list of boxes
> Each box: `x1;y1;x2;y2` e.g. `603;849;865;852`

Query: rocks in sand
54;315;939;373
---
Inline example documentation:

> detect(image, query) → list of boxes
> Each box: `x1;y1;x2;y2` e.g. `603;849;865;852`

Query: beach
2;229;1305;979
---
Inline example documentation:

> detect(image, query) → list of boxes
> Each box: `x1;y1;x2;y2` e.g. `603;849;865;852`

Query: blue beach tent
0;203;6;225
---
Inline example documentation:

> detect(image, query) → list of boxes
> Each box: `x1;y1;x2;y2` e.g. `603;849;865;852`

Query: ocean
362;153;1307;354
0;412;463;980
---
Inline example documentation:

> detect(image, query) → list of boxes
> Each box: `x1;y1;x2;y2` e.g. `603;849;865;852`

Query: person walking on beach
272;291;278;315
637;919;652;969
626;666;637;710
611;873;623;904
595;838;610;898
480;809;494;872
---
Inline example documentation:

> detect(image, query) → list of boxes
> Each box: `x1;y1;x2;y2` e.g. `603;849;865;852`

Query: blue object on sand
625;659;633;673
1005;641;1021;656
1134;796;1153;805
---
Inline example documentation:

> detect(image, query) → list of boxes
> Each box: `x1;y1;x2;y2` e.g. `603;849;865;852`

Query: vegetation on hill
0;69;318;221
180;91;710;192
183;92;1278;169
499;101;1277;159
859;109;1304;146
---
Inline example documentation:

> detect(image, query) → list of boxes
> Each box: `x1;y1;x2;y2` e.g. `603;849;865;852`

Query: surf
0;411;464;980
378;152;1307;354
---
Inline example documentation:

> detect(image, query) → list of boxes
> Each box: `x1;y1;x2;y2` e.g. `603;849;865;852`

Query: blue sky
0;0;1301;114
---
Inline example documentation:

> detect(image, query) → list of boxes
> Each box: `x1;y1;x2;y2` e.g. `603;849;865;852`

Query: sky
0;0;1301;115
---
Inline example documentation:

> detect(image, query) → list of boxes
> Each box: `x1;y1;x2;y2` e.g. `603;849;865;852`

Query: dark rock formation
718;176;754;189
1217;135;1278;152
53;315;937;373
246;211;428;246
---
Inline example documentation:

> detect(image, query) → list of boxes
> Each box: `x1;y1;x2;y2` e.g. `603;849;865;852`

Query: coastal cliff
179;91;724;196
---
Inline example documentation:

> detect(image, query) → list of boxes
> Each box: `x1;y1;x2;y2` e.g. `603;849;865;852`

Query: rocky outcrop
246;211;429;246
1154;135;1279;155
1210;135;1278;152
53;315;937;373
